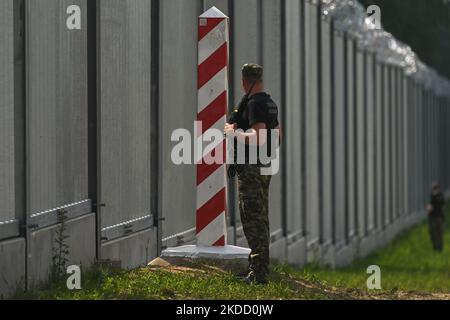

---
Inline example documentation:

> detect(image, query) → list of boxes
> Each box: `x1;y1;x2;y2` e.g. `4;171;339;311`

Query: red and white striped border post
196;7;229;247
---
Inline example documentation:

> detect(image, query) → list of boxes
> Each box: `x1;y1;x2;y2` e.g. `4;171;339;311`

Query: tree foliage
359;0;450;79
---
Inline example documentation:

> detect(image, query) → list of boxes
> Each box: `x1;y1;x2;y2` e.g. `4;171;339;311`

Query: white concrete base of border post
161;245;250;263
160;245;250;260
151;245;250;274
149;245;250;275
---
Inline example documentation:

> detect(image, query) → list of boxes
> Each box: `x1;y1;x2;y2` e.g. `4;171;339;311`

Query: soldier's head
241;63;263;94
432;182;441;193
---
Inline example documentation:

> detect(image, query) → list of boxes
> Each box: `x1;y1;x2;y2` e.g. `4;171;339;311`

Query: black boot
244;271;268;285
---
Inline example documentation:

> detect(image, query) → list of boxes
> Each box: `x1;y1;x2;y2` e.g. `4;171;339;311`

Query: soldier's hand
224;123;237;137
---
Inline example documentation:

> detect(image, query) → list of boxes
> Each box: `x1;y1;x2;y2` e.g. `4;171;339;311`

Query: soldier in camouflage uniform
236;164;272;283
224;64;280;284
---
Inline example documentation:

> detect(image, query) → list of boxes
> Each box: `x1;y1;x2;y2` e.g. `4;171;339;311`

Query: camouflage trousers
429;215;444;252
236;164;272;281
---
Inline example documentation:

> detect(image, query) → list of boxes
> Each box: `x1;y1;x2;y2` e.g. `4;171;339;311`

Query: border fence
1;0;450;297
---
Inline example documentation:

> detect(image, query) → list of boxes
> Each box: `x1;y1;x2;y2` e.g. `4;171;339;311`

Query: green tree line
359;0;450;80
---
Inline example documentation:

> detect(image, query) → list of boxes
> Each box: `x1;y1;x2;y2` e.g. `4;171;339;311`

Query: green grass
15;207;450;300
302;209;450;293
14;264;341;300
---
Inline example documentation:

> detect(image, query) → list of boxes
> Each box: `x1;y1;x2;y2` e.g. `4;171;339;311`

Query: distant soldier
224;64;280;284
426;183;446;252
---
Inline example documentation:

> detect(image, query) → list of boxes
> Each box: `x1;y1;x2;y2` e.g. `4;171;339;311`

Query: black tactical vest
228;92;279;164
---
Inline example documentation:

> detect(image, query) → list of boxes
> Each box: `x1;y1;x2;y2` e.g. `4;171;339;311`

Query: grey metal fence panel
426;91;431;190
366;54;375;232
443;99;445;187
413;83;420;212
426;89;431;200
25;0;94;285
160;0;203;243
408;80;414;214
332;31;346;247
446;98;450;189
425;91;430;190
98;1;157;267
446;99;450;189
402;72;408;217
446;100;448;188
422;88;427;204
375;62;384;229
433;95;437;181
430;94;433;185
262;0;284;248
285;0;306;265
396;70;402;218
438;97;443;182
356;49;366;236
428;92;431;186
305;0;320;256
285;0;303;239
404;76;411;216
440;98;443;185
399;71;406;217
438;98;441;185
430;92;435;185
436;97;440;181
0;237;25;298
26;0;89;215
433;94;438;182
320;17;333;247
445;99;448;188
442;99;446;185
233;0;261;107
441;97;450;189
421;85;424;210
418;85;424;207
433;95;438;182
433;95;441;180
443;99;445;188
400;70;405;217
444;99;448;189
439;97;442;186
445;98;449;187
392;68;398;220
413;80;419;214
0;0;15;237
434;96;442;180
346;37;356;241
391;68;399;220
436;97;440;186
427;93;430;185
417;84;422;212
383;65;392;225
0;1;26;298
99;0;153;235
430;93;434;190
232;0;262;247
420;87;424;204
442;98;445;187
